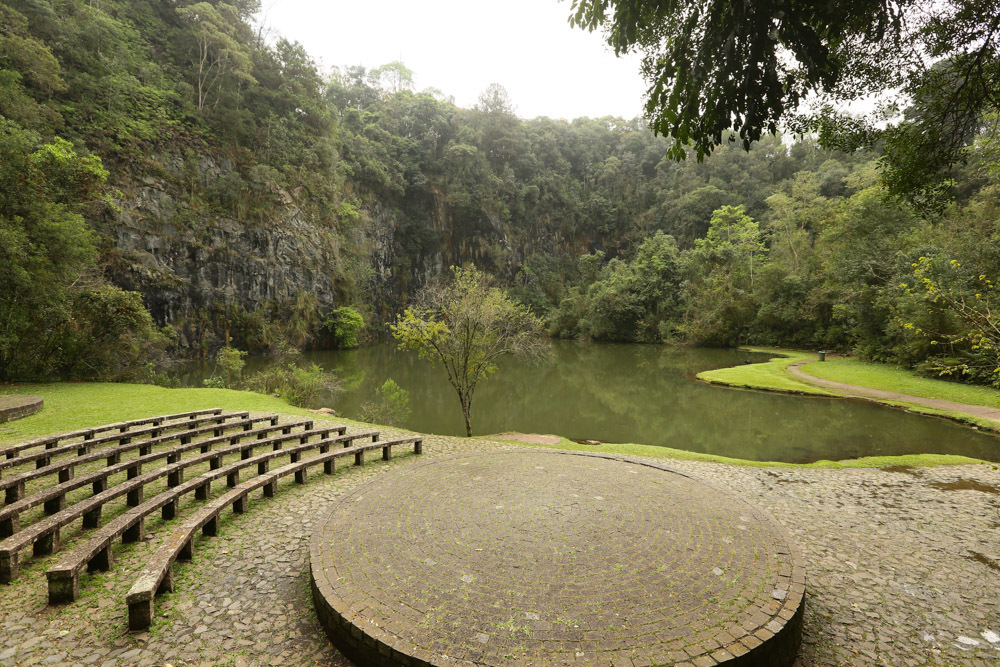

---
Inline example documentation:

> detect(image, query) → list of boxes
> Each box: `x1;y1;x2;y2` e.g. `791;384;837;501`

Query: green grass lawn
499;435;987;469
696;348;837;396
801;358;1000;409
0;382;318;441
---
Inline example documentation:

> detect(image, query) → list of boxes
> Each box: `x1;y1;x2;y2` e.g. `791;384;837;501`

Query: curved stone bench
0;396;43;424
0;418;345;583
126;435;423;630
0;412;271;504
0;410;252;478
0;409;223;460
45;425;365;602
0;419;319;538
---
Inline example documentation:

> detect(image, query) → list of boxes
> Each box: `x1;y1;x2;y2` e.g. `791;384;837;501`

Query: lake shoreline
699;347;1000;437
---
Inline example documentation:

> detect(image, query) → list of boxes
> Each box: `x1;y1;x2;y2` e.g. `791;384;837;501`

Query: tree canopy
569;0;1000;203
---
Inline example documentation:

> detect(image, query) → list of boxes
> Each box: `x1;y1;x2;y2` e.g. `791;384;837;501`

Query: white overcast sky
257;0;648;121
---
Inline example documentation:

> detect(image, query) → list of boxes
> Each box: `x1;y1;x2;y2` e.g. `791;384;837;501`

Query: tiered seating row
125;435;423;630
0;411;425;633
0;409;224;460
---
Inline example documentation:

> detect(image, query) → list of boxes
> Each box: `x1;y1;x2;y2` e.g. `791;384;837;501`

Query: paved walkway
788;361;1000;427
0;420;998;666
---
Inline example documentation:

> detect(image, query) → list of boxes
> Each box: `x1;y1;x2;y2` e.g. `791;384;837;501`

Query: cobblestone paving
0;421;998;666
312;450;804;666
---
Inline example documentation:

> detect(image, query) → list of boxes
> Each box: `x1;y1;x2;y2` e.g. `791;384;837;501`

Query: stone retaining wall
0;397;42;424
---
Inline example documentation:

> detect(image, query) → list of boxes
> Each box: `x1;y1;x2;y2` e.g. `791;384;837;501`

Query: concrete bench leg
213;427;224;437
178;539;193;561
294;469;307;484
162;498;178;521
36;456;51;469
263;480;277;498
33;528;60;556
319;443;330;454
83;506;102;529
167;452;180;464
76;446;89;456
233;495;247;514
211;456;223;470
92;478;107;494
47;570;78;604
106;452;120;466
227;471;239;488
415;440;423;455
128;596;154;632
290;451;300;463
123;518;145;544
127;463;143;479
383;446;392;461
58;468;74;483
44;494;66;515
89;542;114;572
203;515;219;537
258;460;270;475
299;435;309;445
5;482;24;504
281;425;292;435
138;444;152;456
240;448;252;460
195;481;211;501
0;552;19;583
324;459;335;475
0;515;18;539
127;486;144;507
355;450;365;467
181;435;191;445
167;469;184;487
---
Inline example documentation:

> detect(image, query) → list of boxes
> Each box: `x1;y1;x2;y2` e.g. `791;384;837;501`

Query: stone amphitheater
0;409;997;666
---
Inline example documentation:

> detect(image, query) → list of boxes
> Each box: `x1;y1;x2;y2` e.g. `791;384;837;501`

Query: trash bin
818;350;827;361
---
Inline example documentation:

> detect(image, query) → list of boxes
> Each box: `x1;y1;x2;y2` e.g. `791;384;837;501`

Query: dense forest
2;0;999;386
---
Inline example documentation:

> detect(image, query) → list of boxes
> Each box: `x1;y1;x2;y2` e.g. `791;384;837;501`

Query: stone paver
0;420;998;666
311;450;804;666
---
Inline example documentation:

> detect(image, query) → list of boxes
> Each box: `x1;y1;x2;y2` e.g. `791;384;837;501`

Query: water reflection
180;341;1000;463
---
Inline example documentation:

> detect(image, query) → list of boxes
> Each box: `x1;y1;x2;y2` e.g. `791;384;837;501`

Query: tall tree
177;2;256;112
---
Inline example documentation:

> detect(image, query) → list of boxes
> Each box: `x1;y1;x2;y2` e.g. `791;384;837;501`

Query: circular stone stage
310;450;805;667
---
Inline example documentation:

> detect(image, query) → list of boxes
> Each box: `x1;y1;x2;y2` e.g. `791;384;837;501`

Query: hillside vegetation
2;0;1000;388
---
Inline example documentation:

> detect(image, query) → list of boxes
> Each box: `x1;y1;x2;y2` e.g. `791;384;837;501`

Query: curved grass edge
697;347;1000;435
487;435;991;469
1;381;992;470
695;348;839;397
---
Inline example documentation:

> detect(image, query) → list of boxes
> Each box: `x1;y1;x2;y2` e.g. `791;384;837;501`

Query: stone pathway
0;421;999;666
788;361;1000;427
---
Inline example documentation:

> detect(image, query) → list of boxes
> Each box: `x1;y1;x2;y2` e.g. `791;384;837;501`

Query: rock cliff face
100;153;523;349
104;154;345;348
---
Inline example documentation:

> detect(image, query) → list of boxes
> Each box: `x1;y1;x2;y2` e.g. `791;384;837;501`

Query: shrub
326;306;365;349
242;361;340;407
359;378;411;426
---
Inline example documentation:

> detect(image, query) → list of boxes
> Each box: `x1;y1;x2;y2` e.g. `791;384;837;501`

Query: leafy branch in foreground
391;266;545;437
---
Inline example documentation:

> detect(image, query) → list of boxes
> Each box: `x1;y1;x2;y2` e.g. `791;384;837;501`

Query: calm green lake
183;341;1000;463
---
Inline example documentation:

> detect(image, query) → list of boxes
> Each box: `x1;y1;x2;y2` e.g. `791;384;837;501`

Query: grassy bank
0;382;319;440
695;348;837;396
801;358;1000;408
697;347;1000;433
517;436;987;469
